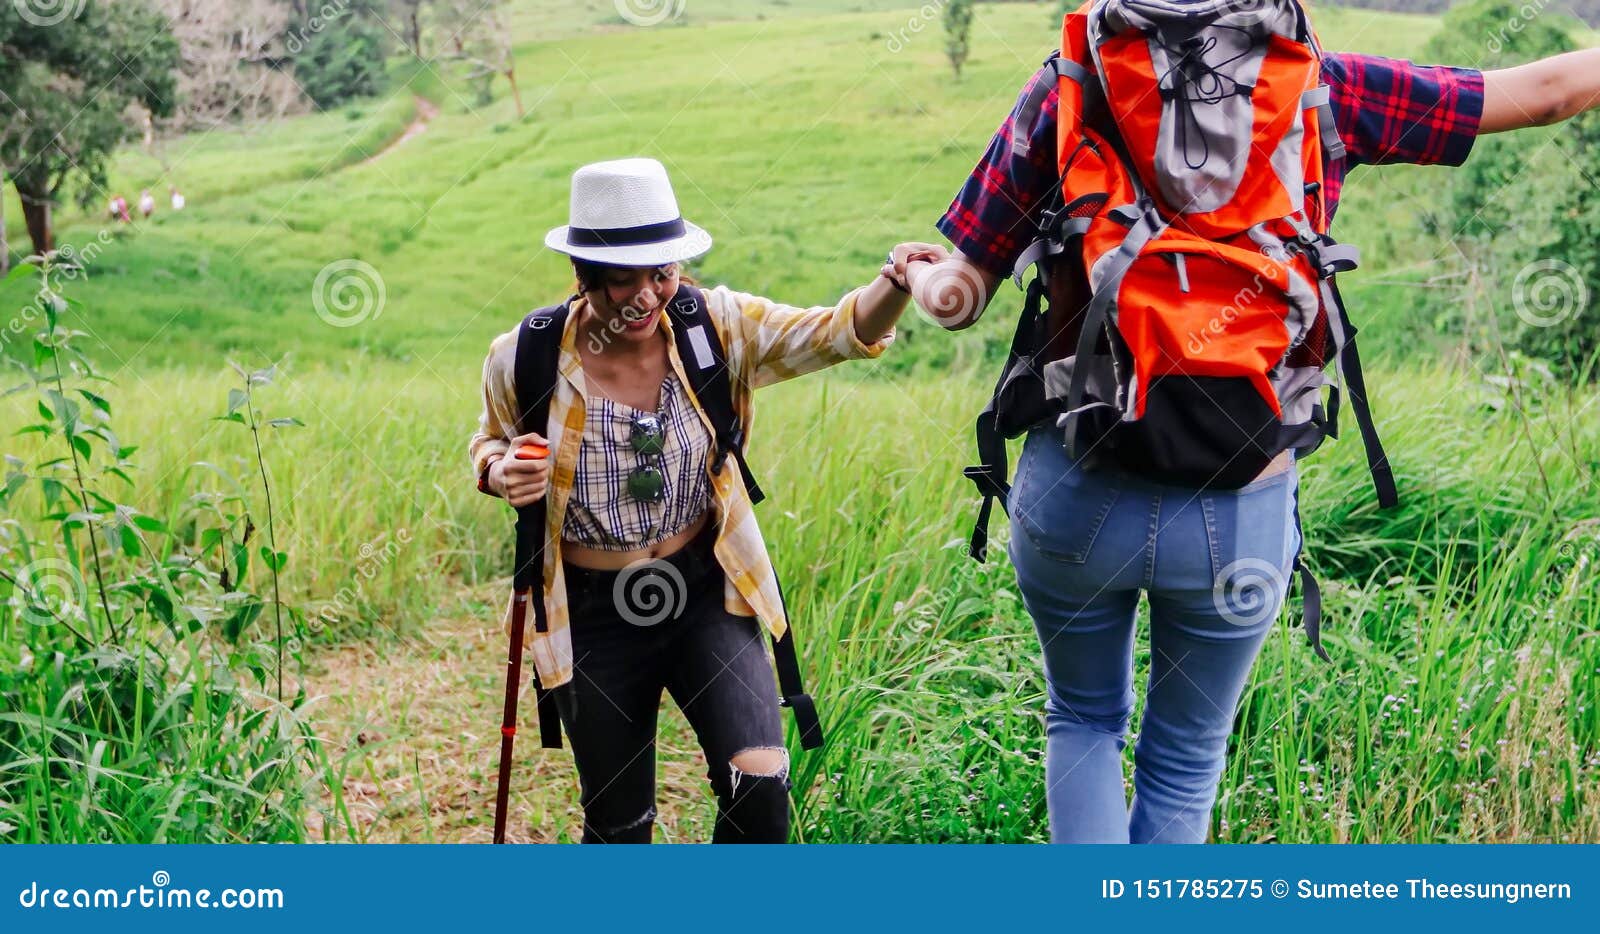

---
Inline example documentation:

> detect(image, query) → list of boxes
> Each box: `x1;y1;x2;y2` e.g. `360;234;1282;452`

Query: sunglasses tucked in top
562;372;712;550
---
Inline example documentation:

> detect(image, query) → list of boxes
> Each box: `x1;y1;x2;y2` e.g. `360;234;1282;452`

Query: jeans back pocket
1010;434;1121;565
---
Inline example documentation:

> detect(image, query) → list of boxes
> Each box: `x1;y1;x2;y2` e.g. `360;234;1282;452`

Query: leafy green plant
214;361;305;701
0;255;335;843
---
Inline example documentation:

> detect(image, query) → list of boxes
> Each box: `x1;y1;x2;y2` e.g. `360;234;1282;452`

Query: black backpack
510;284;823;750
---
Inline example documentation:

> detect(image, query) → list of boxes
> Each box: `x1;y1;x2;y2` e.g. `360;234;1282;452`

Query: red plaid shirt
939;52;1485;279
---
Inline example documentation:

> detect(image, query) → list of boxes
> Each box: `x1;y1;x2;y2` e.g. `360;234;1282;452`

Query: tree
944;0;974;79
295;14;390;108
434;0;523;117
290;1;391;109
155;0;307;132
0;2;179;254
390;0;429;57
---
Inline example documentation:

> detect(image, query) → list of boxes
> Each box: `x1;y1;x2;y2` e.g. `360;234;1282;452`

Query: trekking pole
492;441;548;845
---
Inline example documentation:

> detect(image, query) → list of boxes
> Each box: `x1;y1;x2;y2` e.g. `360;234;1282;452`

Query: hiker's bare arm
1481;48;1600;133
861;241;950;342
906;249;1004;331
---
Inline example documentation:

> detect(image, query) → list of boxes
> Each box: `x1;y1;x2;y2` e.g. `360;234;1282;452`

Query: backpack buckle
1287;212;1320;246
963;464;1010;501
1038;205;1063;239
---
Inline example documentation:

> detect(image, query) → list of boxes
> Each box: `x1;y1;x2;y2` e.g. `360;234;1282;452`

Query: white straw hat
544;157;713;266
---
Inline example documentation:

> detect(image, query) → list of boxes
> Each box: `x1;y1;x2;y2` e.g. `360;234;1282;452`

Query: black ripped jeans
556;523;791;844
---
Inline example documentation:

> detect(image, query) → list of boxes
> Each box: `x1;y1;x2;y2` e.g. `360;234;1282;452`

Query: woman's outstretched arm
720;241;943;387
1482;48;1600;132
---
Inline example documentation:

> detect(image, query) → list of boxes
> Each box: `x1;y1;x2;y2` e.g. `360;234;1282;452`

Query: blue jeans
1007;429;1302;843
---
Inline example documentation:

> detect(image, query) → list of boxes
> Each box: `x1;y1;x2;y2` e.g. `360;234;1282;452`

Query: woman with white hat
470;157;944;842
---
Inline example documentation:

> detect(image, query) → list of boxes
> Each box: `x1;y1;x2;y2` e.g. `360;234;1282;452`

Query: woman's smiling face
582;263;681;344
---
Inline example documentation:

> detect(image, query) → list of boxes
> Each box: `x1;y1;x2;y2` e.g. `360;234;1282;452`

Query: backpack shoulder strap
513;300;573;442
511;298;573;751
664;284;765;504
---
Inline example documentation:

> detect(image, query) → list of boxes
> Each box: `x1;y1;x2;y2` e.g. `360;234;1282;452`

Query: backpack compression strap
964;276;1046;563
772;577;825;750
1304;236;1400;510
662;285;821;748
512;300;573;750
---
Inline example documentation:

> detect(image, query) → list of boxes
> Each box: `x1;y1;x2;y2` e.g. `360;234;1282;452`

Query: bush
295;15;391;110
1420;0;1600;377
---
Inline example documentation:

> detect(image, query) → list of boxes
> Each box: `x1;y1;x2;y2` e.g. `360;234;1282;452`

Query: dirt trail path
300;590;715;843
360;96;441;166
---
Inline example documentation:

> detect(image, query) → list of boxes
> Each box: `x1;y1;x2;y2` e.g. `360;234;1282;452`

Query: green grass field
3;1;1598;843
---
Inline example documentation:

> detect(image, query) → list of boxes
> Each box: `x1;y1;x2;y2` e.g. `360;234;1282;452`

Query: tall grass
0;628;332;843
5;354;1594;842
0;272;355;844
762;366;1600;843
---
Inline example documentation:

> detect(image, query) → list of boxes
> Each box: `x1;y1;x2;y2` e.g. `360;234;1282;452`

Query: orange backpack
965;0;1398;656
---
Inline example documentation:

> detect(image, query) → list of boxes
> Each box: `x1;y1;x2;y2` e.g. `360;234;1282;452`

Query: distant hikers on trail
106;187;184;226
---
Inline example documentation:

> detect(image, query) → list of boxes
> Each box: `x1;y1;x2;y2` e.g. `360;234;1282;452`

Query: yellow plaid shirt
470;283;894;689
